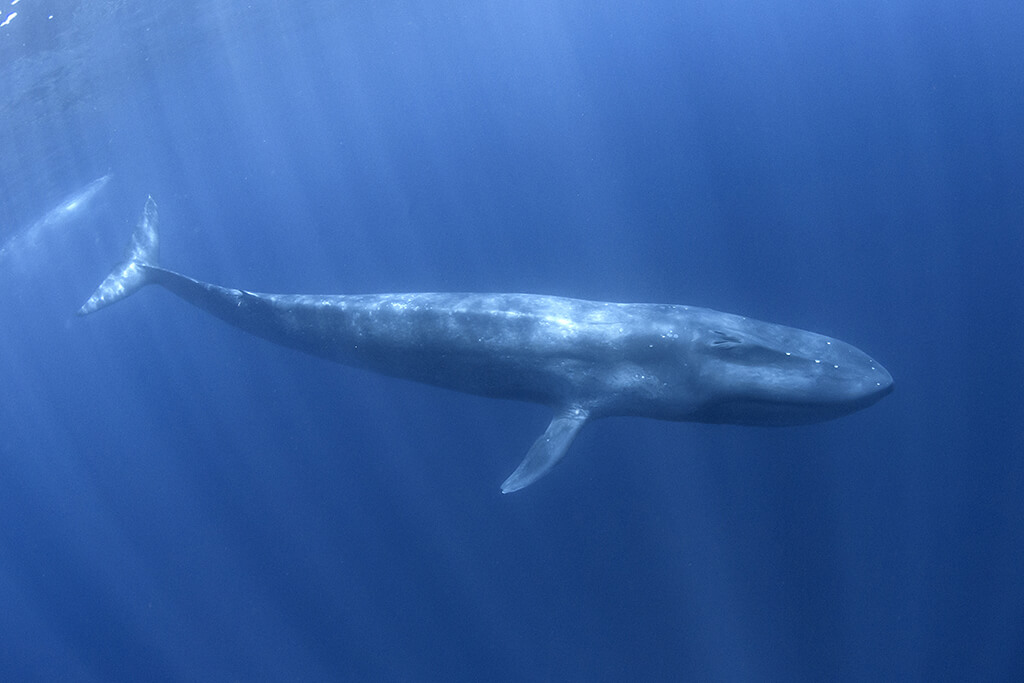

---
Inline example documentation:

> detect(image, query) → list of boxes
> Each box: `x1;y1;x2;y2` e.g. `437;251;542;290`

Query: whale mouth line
692;386;893;426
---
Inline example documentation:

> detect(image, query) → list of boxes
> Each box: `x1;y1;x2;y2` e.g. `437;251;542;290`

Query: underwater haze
1;1;1022;680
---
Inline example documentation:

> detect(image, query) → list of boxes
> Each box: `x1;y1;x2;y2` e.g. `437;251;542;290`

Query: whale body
1;174;111;266
79;197;893;492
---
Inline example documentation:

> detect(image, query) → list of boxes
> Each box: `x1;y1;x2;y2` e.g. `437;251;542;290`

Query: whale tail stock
78;196;159;316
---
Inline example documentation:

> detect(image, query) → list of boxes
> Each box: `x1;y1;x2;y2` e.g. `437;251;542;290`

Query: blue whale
80;198;893;492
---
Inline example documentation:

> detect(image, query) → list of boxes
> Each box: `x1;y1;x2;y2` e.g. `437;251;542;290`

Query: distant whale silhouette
1;174;111;267
80;197;893;492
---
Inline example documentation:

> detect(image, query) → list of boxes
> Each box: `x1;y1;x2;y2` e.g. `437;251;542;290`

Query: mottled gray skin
80;198;894;492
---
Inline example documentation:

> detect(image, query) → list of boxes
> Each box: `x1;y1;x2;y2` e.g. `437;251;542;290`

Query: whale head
684;311;894;426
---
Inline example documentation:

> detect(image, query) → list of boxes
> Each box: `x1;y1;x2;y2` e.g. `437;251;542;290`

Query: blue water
2;1;1022;680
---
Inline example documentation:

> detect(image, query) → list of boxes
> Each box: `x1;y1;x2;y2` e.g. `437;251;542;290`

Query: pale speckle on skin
543;314;574;328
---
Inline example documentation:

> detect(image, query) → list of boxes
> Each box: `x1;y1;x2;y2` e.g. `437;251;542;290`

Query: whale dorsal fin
501;407;590;493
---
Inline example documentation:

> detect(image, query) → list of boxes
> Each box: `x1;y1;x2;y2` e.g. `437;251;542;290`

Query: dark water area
1;1;1022;680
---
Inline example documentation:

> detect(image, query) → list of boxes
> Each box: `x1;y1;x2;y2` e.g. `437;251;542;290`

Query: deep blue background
2;1;1022;680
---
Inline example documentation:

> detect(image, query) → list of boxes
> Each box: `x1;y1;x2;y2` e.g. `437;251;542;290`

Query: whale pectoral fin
501;407;590;494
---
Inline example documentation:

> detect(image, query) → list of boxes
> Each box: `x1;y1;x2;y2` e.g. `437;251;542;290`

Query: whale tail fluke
78;196;160;316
